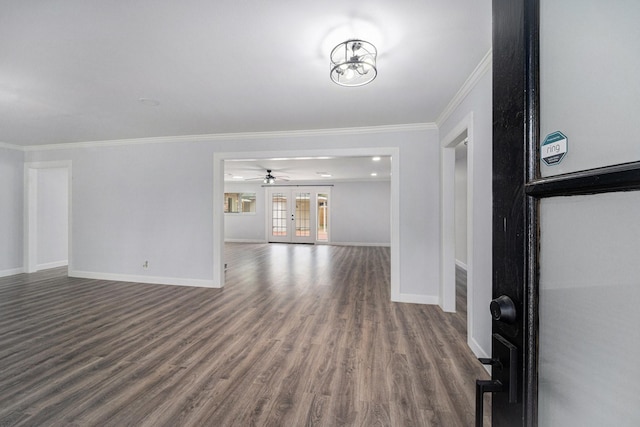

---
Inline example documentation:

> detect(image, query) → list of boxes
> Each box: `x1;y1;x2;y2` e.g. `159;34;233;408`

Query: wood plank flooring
0;243;490;426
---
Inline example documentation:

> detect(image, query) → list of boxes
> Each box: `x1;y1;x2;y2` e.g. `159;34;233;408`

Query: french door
267;188;326;244
486;0;640;426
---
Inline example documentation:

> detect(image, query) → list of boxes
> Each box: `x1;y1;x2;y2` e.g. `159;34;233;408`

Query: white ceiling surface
0;0;491;148
224;156;391;182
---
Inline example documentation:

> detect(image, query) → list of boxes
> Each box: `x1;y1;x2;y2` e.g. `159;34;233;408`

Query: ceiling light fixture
263;170;276;184
372;156;381;161
330;39;377;87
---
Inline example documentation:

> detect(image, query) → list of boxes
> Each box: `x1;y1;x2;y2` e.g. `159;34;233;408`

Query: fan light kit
330;39;377;87
263;170;276;184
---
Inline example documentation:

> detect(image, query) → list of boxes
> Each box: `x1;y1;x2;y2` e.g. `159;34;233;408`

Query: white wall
224;181;265;242
26;126;441;300
455;145;468;265
331;180;390;246
224;180;391;245
36;168;69;269
0;146;24;276
439;66;493;358
64;143;214;286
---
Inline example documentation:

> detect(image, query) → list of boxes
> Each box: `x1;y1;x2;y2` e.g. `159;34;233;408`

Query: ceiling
224;156;391;182
0;0;492;148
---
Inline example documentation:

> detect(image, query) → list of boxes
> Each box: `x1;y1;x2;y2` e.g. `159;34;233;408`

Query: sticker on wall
541;131;568;166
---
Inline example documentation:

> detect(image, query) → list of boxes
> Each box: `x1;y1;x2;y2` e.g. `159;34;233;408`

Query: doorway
24;161;72;273
213;147;400;296
454;137;469;313
267;187;329;244
441;113;481;355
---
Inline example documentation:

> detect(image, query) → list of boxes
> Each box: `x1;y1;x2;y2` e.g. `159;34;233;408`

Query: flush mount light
330;39;377;87
372;156;381;161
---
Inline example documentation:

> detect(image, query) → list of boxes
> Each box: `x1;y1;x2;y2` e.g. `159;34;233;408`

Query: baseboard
37;260;68;270
69;270;219;288
0;267;24;278
391;292;440;305
330;242;391;247
224;239;267;243
455;260;468;271
468;335;491;374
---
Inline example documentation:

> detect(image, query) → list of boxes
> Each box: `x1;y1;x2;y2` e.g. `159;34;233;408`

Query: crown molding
436;49;492;128
0;142;25;151
21;122;437;152
6;51;490;152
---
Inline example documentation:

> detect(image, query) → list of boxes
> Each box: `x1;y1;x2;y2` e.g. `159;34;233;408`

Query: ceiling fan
247;169;289;184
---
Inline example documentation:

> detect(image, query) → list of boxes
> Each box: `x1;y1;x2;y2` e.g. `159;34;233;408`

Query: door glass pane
295;193;310;237
271;193;287;237
540;0;640;177
539;191;640;426
317;193;328;241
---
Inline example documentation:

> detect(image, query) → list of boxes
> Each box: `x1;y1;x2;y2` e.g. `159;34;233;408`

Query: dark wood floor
0;243;489;426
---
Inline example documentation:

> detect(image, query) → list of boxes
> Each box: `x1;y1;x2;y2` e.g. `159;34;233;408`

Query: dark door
484;0;640;426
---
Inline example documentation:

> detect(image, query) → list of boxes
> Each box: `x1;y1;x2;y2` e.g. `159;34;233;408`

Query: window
317;193;329;241
271;192;287;235
224;193;256;214
295;192;311;237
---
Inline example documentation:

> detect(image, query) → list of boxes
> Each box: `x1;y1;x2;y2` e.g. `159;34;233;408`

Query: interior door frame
441;113;474;324
492;0;640;425
213;147;400;294
23;160;73;274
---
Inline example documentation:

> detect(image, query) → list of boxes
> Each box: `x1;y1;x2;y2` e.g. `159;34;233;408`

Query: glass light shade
330;39;377;87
